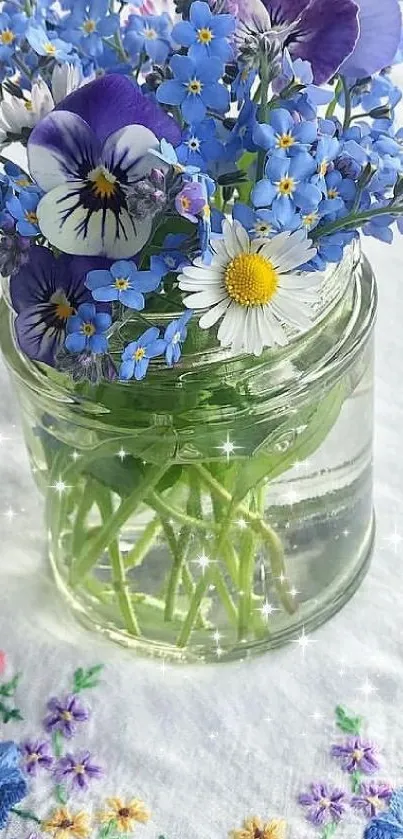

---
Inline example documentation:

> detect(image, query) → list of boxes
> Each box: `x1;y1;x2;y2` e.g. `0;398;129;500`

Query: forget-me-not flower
120;327;166;380
65;302;112;354
172;1;234;62
156;54;229;124
85;260;160;310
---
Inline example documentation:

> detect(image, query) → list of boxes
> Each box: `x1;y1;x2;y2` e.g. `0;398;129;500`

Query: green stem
325;78;342;118
237;521;257;640
311;203;403;241
72;481;95;558
181;564;209;629
176;571;213;647
256;60;270;181
341;75;352;131
193;465;296;615
160;518;184;621
124;516;162;569
147;490;218;533
11;808;41;824
69;463;166;586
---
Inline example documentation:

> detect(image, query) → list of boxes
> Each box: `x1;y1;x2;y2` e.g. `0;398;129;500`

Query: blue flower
26;23;73;61
156;54;229;124
0;11;26;61
65;302;112;354
319;170;356;217
310;230;356;270
163;309;192;366
232;68;256;106
0;741;28;829
172;1;234;62
176;120;223;170
313;135;341;192
124;13;171;64
365;788;403;839
62;0;119;57
4;163;37;193
252;152;321;214
120;327;166;380
85;260;160;309
150;234;190;276
253;108;318;156
233;201;301;237
363;203;395;243
6;191;41;237
150;138;200;174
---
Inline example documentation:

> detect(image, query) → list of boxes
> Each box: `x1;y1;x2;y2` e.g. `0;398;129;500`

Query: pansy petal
341;0;402;77
37;184;153;258
15;304;66;364
102;124;159;183
28;111;101;192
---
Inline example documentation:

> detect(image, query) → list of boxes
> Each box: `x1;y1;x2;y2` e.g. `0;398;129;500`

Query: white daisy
178;220;319;357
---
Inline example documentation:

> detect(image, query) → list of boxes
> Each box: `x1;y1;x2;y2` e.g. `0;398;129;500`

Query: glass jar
0;242;376;662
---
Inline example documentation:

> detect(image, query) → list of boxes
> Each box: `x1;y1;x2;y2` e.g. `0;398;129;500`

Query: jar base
49;511;375;664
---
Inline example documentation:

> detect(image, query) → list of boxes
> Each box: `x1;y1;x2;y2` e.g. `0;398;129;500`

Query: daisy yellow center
83;18;97;33
224;253;278;307
82;322;96;337
0;29;15;44
328;188;338;199
44;41;56;55
134;347;145;361
88;166;117;199
197;27;213;43
277;176;295;195
277;132;295;149
187;78;202;95
114;277;130;290
144;26;157;39
25;210;38;224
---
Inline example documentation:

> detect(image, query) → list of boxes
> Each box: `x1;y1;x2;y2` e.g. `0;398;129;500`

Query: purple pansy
27;75;181;259
44;694;89;738
54;751;103;790
299;782;347;825
331;737;380;774
21;740;53;776
351;782;393;818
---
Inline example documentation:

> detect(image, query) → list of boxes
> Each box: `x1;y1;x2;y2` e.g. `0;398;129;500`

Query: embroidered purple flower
44;694;89;738
331;737;380;774
21;740;53;776
352;782;393;818
175;181;206;223
54;751;103;790
299;782;347;825
27;74;180;258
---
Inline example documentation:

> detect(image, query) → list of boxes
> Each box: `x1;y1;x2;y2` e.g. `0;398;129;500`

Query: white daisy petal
279;272;320;290
271;294;313;330
183;289;228;308
222;219;243;258
199;298;230;328
262;308;289;346
180;265;223;281
233;220;250;253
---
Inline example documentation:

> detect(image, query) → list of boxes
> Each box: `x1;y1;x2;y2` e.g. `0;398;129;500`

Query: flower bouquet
0;0;402;660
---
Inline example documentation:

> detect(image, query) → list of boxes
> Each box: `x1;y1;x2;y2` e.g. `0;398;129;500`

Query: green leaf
0;673;21;697
98;821;119;839
54;784;68;805
335;705;363;735
0;701;23;723
320;824;338;839
230;381;346;507
85;456;182;499
73;664;104;692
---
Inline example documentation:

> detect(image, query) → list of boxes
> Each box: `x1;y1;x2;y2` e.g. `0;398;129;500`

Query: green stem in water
124;516;162;569
176;571;213;647
237;517;257;640
147;490;218;533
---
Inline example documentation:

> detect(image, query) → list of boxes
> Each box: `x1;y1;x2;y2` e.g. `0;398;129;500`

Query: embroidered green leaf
55;784;68;805
98;821;119;838
320;824;338;839
351;770;363;794
0;699;23;723
73;664;104;693
0;673;21;697
52;731;63;758
335;705;362;735
10;807;41;824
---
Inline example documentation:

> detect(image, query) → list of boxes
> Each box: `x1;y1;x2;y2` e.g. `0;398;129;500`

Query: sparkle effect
292;626;316;657
216;433;242;461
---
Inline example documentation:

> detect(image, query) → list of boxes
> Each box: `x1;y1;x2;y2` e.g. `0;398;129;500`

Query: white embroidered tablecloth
0;233;403;839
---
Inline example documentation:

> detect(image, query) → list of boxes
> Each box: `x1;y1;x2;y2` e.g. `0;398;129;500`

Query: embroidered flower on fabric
229;815;287;839
298;783;347;825
54;751;103;790
21;740;53;775
42;807;90;838
43;695;89;738
331;737;380;774
351;781;393;818
364;788;403;839
98;797;150;832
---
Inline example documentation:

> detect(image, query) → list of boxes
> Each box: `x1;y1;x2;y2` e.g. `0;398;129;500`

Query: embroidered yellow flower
42;807;90;839
99;797;150;832
230;816;287;839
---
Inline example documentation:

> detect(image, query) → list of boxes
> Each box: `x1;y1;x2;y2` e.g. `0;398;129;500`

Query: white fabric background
0;234;403;839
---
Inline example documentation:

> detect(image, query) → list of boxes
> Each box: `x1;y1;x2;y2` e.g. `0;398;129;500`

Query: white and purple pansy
9;246;111;366
27;75;181;259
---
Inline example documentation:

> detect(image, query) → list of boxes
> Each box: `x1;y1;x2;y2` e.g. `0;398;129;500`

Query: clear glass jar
0;243;376;662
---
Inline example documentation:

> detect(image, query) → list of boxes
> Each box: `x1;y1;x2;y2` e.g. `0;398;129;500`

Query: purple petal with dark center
263;0;308;23
28;112;101;192
340;0;402;77
285;0;360;84
15;305;67;365
55;74;181;146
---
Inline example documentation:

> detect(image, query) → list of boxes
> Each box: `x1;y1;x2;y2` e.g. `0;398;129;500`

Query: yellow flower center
134;347;145;361
75;764;85;774
44;41;56;55
24;100;32;111
144;26;157;39
197;27;213;43
224;252;278;307
114;277;130;290
319;160;328;176
55;301;74;319
352;748;364;762
82;18;97;33
302;212;318;228
202;203;210;218
81;322;96;337
277;176;295;196
180;196;191;210
15;176;31;187
0;29;15;45
319;798;331;809
88;166;117;199
187;78;202;95
328;188;339;199
277;133;295;149
27;753;39;763
25;210;38;225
